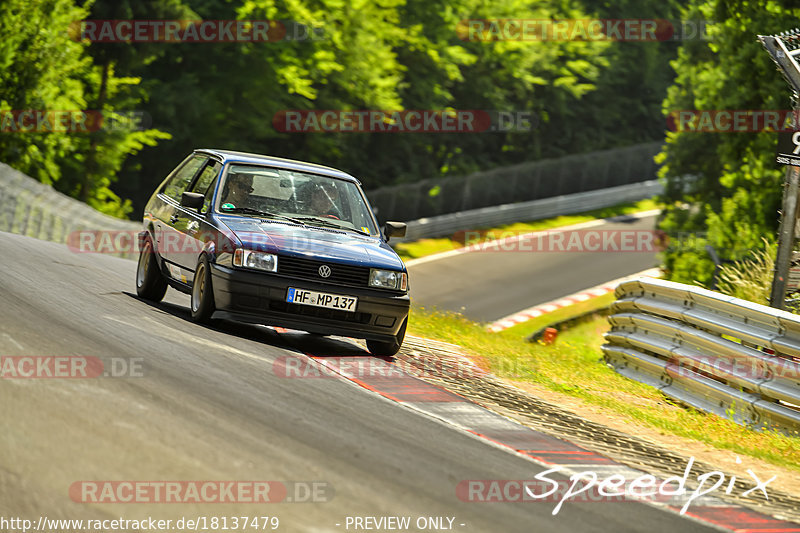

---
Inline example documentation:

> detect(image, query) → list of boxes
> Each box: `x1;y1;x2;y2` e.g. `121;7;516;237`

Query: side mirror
181;191;205;211
384;221;407;241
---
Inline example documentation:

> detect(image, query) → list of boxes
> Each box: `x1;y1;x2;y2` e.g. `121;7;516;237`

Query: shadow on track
122;291;379;360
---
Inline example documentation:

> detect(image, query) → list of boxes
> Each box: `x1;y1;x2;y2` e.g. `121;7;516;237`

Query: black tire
191;255;216;323
136;234;167;302
367;316;407;357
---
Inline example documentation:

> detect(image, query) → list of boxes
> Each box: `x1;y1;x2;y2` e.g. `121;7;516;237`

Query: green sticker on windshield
221;203;235;210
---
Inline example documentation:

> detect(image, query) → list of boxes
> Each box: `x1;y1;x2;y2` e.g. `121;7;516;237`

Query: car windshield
216;164;378;235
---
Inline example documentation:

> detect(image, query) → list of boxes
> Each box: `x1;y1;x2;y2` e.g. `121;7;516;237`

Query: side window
161;155;207;202
191;161;221;214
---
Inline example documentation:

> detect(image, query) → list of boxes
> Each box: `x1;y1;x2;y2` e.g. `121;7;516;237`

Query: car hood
219;217;405;271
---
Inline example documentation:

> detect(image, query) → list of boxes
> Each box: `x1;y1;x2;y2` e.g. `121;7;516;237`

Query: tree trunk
80;59;109;202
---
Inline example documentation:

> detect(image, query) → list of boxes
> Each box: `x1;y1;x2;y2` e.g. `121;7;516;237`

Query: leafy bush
656;0;796;285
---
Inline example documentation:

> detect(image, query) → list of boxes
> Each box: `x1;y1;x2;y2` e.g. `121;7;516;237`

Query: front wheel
191;255;216;323
367;316;407;357
136;235;167;302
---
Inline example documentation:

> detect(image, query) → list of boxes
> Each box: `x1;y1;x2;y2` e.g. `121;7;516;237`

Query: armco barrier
0;162;139;255
602;277;800;434
394;180;662;242
367;142;661;222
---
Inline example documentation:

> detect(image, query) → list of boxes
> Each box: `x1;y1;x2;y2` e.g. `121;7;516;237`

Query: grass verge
407;306;800;472
499;291;616;338
394;198;658;262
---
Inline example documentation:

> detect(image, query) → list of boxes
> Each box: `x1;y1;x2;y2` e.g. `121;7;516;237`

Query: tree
118;0;612;215
657;0;799;286
0;0;91;184
0;0;172;218
574;0;682;152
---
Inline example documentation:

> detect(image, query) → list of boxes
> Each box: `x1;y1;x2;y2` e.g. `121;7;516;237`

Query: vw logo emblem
318;265;331;278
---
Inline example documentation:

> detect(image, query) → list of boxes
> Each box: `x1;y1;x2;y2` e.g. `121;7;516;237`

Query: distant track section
407;214;660;322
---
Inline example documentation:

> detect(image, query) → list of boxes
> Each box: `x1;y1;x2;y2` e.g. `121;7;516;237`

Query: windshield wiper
294;216;372;236
220;206;306;225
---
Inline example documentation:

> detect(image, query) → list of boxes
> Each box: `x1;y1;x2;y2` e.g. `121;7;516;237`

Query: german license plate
286;287;357;311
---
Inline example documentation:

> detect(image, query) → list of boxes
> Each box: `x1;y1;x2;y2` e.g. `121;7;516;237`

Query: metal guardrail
367;142;662;222
602;277;800;433
0;162;139;255
394;180;662;242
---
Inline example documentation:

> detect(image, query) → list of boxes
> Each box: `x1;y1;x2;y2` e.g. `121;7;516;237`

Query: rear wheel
191;255;215;323
367;316;407;357
136;235;167;302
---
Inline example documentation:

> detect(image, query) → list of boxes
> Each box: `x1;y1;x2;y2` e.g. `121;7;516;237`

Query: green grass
407;306;800;471
395;198;658;261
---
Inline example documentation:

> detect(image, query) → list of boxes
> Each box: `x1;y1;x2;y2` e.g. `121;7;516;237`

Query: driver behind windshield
221;173;255;208
308;181;342;219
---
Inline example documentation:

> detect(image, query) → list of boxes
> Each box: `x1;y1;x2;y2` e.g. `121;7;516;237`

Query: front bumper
210;263;410;342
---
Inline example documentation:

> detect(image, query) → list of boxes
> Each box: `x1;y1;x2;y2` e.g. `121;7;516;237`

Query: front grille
277;255;370;288
268;301;371;324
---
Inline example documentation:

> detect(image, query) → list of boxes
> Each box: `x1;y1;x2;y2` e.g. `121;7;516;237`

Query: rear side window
191;161;222;213
161;155;207;201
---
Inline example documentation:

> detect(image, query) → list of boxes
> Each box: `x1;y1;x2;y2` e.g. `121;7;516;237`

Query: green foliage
0;0;175;218
3;0;684;219
660;232;716;285
55;68;173;218
658;0;799;285
0;0;91;184
117;0;621;209
564;0;682;152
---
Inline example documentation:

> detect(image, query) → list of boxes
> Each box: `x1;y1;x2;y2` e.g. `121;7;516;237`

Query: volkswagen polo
135;149;410;356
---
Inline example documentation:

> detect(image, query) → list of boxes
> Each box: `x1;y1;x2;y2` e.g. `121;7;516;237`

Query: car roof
195;149;360;184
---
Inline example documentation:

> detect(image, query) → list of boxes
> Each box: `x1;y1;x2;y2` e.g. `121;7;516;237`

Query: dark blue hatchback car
136;149;410;356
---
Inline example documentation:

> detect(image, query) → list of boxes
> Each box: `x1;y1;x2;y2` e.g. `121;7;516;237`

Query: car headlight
233;249;278;272
369;269;407;290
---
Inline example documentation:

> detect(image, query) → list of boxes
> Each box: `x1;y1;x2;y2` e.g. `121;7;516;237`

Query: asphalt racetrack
0;230;719;532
